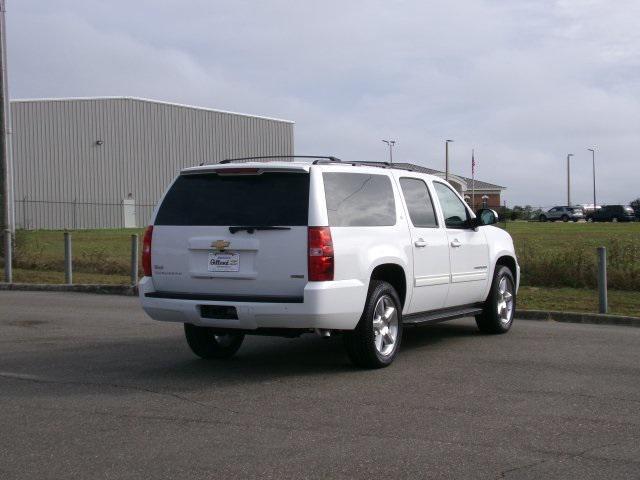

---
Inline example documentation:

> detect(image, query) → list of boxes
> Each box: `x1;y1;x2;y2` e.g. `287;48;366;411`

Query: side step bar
403;305;484;327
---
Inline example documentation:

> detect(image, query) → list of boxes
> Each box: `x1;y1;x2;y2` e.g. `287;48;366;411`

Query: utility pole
471;149;475;211
587;148;596;210
0;0;14;282
0;0;12;232
566;153;574;206
445;139;454;181
381;139;396;163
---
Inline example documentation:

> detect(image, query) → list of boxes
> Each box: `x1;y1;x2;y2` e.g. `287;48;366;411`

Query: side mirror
474;208;499;227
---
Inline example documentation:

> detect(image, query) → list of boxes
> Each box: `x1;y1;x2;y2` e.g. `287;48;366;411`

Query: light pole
566;153;574;206
382;139;396;163
587;148;596;210
445;139;454;181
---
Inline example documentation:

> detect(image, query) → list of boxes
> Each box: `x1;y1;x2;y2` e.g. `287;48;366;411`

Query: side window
433;182;471;229
323;172;396;226
399;178;438;228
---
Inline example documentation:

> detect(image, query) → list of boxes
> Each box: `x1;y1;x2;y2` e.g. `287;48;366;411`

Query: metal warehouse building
10;97;294;229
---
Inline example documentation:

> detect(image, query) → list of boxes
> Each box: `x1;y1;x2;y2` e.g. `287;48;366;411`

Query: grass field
12;228;144;276
518;286;640;317
504;221;640;291
3;221;640;315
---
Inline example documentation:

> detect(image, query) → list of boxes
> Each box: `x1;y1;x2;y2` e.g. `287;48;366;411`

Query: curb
0;283;137;296
517;309;640;328
1;283;639;327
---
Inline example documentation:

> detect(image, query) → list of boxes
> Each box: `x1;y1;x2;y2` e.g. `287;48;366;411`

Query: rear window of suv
323;172;396;226
155;171;309;226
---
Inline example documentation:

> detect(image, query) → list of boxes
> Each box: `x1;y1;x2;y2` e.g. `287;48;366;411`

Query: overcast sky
8;0;640;206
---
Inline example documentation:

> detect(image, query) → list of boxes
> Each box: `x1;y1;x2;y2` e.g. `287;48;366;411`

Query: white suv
139;156;520;368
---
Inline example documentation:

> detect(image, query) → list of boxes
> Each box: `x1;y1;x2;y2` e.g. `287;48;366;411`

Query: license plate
208;252;240;272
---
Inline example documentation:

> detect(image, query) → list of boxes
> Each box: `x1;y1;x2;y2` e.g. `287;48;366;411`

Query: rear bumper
138;276;367;331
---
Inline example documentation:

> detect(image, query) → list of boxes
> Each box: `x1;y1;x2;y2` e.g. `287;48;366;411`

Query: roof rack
217;155;342;164
209;155;425;174
312;158;423;173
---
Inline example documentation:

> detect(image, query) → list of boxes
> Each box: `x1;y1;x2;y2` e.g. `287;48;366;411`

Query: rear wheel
561;215;569;222
184;324;244;359
476;266;516;334
344;280;402;369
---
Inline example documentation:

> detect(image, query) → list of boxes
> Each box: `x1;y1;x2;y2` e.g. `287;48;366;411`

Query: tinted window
155;172;309;226
433;182;470;228
400;178;438;228
323;173;396;226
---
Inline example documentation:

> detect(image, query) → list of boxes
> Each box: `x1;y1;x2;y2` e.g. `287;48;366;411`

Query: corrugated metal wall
11;97;295;229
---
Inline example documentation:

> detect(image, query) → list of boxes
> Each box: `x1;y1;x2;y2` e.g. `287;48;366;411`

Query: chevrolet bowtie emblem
212;240;230;251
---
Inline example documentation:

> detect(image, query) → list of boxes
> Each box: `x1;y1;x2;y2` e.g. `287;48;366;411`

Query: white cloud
8;0;640;206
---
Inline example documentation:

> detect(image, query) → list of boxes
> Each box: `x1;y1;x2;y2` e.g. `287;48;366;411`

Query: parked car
587;205;637;222
539;206;584;222
139;156;520;368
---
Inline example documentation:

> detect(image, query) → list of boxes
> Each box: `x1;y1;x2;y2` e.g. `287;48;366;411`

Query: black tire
184;324;244;359
344;280;403;369
476;265;516;334
561;215;569;222
539;215;547;222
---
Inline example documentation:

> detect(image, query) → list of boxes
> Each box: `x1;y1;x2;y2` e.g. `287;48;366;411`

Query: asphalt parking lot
1;291;639;479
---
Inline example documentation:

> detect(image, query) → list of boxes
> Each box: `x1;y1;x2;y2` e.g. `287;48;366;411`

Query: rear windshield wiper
228;226;292;234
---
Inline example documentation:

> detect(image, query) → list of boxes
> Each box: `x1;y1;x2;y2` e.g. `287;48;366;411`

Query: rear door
396;176;450;313
150;167;310;298
432;181;490;307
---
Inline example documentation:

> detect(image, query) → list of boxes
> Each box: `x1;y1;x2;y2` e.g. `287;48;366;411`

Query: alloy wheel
496;276;514;325
372;295;399;356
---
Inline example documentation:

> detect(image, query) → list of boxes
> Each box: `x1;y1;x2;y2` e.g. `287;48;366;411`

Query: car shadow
1;319;482;394
138;320;481;384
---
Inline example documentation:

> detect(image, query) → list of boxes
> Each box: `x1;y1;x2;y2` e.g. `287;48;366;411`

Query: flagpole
471;149;475;211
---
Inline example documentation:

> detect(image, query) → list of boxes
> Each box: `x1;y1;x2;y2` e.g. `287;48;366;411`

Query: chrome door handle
414;239;428;248
450;239;462;248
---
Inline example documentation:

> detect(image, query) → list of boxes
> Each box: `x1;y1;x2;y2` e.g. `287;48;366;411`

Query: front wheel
184;324;244;359
561;215;569;222
476;266;516;334
344;280;402;368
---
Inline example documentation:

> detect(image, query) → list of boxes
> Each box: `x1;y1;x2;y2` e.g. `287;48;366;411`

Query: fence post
3;229;11;283
64;232;72;285
130;234;139;286
597;246;607;314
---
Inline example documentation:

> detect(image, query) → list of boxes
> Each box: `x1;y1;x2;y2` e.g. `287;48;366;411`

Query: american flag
472;150;476;176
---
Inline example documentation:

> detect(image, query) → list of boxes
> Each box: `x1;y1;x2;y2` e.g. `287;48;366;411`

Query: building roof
393;162;505;191
10;96;295;124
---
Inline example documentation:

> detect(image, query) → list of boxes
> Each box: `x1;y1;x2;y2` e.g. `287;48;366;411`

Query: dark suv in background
587;205;636;222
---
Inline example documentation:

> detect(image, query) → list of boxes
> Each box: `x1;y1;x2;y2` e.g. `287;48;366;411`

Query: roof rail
217;155;342;164
208;156;426;174
312;158;424;173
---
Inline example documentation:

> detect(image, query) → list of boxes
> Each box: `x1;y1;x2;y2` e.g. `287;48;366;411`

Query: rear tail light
142;225;153;277
308;226;334;281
